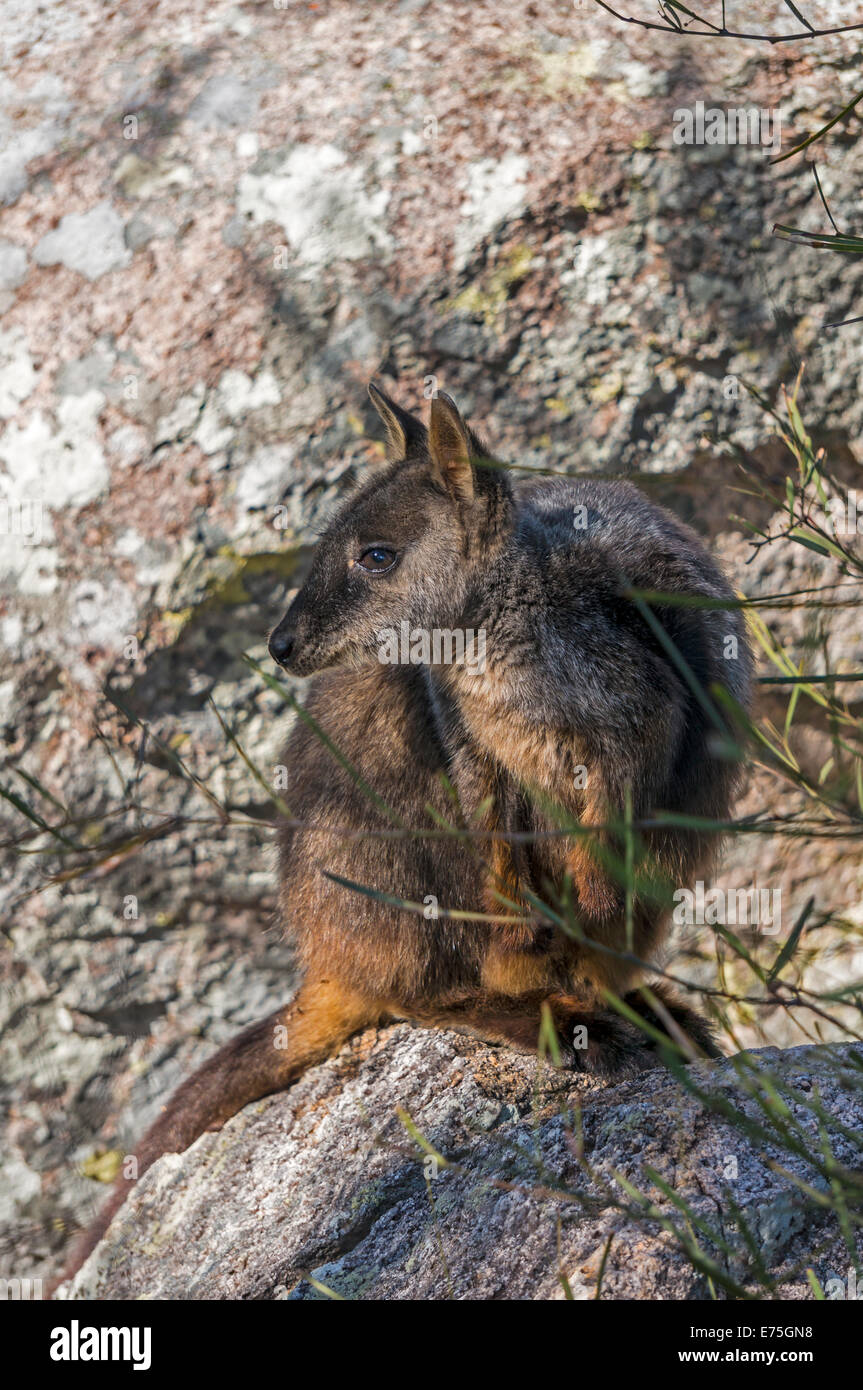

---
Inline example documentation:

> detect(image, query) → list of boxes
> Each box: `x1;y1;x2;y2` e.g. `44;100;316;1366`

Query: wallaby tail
53;979;378;1293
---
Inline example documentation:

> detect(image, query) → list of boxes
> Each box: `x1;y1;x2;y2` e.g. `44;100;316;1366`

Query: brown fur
57;384;751;1288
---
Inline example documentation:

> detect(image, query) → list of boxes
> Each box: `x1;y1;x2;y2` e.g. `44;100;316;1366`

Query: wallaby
58;383;751;1287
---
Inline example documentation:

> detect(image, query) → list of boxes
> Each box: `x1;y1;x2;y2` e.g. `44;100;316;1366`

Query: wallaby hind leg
404;991;560;1057
403;990;621;1071
55;978;378;1290
405;989;714;1081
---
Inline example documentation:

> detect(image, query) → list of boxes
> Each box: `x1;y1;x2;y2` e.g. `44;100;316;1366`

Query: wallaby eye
357;546;397;574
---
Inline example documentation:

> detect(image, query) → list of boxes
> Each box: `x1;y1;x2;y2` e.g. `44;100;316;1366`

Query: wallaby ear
428;392;475;504
368;382;427;461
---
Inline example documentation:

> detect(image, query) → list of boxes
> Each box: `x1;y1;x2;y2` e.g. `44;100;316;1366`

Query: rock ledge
61;1030;863;1300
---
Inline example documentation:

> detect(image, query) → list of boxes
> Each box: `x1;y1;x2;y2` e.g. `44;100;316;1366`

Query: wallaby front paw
624;985;723;1061
551;1005;661;1079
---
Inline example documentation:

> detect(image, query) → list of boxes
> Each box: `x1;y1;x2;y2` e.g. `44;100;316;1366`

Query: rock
60;1031;862;1301
237;145;393;270
234;443;297;512
0;76;66;205
0;326;37;419
0;239;27;291
187;76;259;130
455;155;529;269
33;201;131;281
0;392;109;508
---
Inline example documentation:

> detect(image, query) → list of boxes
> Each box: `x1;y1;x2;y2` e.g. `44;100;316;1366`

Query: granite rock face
60;1030;863;1301
2;0;863;1289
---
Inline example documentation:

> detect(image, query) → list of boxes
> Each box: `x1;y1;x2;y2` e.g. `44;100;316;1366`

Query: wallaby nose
268;626;295;667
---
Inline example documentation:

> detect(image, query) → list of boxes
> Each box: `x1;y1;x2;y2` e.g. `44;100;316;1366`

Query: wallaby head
268;384;511;676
